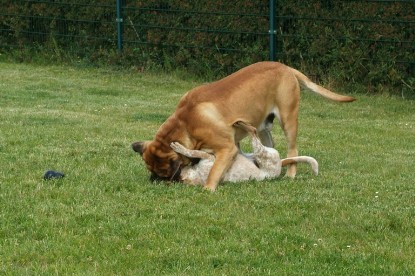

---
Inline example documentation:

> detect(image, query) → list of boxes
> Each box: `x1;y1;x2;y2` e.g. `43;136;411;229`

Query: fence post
116;0;123;52
269;0;276;61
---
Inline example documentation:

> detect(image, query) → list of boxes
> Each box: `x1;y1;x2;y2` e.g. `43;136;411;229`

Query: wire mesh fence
0;0;414;94
0;1;117;58
119;1;270;74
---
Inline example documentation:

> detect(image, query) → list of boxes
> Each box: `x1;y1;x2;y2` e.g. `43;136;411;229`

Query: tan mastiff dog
132;62;355;191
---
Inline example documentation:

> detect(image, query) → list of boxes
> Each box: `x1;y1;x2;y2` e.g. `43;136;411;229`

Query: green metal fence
0;1;270;61
1;1;414;93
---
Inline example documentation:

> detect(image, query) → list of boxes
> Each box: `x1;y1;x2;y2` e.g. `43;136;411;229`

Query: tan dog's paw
203;184;216;192
285;166;297;178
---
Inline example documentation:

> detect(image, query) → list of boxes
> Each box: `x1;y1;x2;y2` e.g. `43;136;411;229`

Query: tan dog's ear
170;158;183;181
131;141;148;156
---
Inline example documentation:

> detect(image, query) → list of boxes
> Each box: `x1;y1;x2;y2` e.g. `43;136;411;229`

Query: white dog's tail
290;68;356;102
281;156;319;175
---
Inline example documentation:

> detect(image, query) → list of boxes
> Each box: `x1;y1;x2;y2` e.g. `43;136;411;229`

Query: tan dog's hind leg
204;146;238;191
284;126;298;178
279;105;299;178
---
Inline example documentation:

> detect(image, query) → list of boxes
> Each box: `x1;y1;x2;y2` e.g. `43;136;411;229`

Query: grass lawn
0;62;414;275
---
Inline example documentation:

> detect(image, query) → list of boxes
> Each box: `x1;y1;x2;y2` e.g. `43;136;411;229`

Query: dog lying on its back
170;121;318;185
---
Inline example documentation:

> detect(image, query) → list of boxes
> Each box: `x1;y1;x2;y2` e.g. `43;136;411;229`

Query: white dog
170;121;318;186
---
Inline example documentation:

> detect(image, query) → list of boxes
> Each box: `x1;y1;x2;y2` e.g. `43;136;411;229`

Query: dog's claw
170;142;181;151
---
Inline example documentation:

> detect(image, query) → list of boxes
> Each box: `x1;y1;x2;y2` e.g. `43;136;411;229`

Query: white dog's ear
131;141;148;156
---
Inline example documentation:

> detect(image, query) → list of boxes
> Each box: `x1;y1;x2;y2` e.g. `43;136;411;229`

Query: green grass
1;62;414;275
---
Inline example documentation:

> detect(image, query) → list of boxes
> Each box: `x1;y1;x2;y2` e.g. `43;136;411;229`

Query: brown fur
132;62;355;191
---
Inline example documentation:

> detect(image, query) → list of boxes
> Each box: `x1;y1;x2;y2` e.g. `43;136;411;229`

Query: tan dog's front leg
204;146;238;192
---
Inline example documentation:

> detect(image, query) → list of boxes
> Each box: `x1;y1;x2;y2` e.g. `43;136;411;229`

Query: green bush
276;0;414;96
0;0;413;96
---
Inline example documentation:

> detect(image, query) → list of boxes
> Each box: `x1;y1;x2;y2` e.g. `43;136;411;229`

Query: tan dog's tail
281;156;319;175
290;68;356;102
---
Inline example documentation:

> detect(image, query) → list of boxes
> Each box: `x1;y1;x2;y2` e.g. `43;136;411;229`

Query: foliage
0;0;414;96
276;0;415;96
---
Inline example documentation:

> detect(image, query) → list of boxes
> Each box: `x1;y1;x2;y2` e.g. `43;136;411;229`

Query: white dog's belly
223;155;266;182
180;154;266;185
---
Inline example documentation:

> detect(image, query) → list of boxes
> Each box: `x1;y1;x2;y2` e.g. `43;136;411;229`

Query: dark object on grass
44;170;65;180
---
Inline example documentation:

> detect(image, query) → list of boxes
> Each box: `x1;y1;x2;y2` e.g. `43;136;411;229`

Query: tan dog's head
132;140;182;181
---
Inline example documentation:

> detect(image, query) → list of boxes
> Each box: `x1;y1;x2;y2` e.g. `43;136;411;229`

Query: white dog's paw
170;141;185;152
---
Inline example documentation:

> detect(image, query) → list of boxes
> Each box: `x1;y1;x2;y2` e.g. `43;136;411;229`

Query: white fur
170;135;318;186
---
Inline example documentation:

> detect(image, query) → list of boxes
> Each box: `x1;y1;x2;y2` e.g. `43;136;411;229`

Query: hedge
1;0;414;96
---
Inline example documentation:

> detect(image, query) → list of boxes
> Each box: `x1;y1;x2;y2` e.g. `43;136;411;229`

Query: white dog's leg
170;142;215;161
